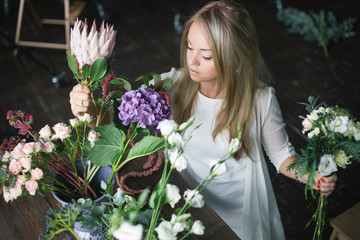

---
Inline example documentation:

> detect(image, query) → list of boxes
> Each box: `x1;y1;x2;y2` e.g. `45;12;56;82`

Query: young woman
70;1;337;239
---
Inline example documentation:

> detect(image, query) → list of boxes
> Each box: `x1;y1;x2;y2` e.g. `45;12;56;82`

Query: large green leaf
126;135;164;161
89;57;108;82
89;125;126;166
66;51;79;76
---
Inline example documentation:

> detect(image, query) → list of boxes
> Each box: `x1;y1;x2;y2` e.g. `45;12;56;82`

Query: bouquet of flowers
288;96;360;239
40;118;243;240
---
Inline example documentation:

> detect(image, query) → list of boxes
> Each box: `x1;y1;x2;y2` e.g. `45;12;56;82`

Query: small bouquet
288;96;360;239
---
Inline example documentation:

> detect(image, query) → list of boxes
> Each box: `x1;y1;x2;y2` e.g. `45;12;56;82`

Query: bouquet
40;118;243;240
288;96;360;239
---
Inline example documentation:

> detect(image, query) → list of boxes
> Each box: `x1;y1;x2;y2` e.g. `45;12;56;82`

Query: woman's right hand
69;84;92;117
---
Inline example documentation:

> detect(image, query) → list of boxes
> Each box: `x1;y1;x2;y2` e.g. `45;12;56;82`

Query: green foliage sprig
277;7;357;56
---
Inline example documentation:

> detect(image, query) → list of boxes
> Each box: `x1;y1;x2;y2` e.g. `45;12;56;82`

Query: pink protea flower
70;19;117;70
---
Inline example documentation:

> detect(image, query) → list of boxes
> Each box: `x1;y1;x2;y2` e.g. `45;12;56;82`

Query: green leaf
91;205;106;217
0;169;7;182
152;73;161;84
81;64;90;79
89;125;126;166
90;57;108;82
66;51;79;76
126;136;164;162
111;78;132;91
136;75;149;87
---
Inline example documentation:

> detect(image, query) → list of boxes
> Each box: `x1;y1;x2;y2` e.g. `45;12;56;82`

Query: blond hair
172;0;272;159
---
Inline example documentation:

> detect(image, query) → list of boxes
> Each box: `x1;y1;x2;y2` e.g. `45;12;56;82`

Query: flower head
302;118;313;134
166;184;181;208
318;154;338;176
25;179;38;195
88;130;100;148
31;168;43;180
39;125;52;139
112;221;143;240
157;119;178;137
329;116;349;134
77;113;92;123
183;189;204;208
191;220;205;235
155;221;177;240
70;19;116;70
118;88;172;132
229;138;241;155
51;123;71;140
209;160;227;177
168;148;188;172
334;150;351;169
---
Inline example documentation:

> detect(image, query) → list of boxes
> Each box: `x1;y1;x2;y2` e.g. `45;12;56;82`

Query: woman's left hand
314;172;337;197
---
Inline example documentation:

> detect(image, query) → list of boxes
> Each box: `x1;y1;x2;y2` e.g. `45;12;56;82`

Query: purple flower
118;88;172;132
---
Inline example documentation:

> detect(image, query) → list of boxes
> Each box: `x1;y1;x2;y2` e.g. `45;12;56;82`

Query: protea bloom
70;19;116;70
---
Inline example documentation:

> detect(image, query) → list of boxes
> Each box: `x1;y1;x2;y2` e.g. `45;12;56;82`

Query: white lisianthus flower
166;184;181;208
308;127;320;139
334;150;351;169
178;116;195;132
319;154;338;176
155;221;177;240
183;189;204;208
112;221;143;240
39;124;52;139
168;148;188;172
209;160;227;177
52;123;71;140
191;220;205;235
229;138;241;155
302;118;313;134
329;116;349;134
170;214;188;233
157;119;178;137
77;113;92;123
168;132;182;146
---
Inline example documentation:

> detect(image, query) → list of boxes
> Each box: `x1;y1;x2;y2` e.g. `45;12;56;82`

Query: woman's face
186;21;218;86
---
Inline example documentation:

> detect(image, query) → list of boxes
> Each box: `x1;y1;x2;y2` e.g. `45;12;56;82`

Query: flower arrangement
288;96;360;240
40;118;243;240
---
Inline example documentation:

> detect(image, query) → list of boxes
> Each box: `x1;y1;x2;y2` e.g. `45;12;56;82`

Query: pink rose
30;168;43;180
9;183;22;199
16;174;27;185
10;143;25;159
42;142;55;153
88;130;100;147
22;142;36;155
19;157;31;173
69;118;79;127
3;188;13;203
25;179;38;195
39;124;52;139
302;118;313;134
52;123;71;140
9;159;22;175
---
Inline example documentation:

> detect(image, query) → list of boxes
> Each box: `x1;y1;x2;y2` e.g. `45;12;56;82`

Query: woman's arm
279;155;338;197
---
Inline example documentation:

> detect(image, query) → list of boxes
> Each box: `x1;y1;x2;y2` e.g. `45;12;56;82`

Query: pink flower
16;174;27;185
2;151;11;162
9;183;22;199
39;124;52;139
52;123;71;140
3;188;13;203
25;179;38;195
77;113;92;123
9;159;22;175
30;168;43;180
22;142;36;155
69;118;80;127
42;142;55;153
10;143;25;159
88;130;100;147
19;157;31;173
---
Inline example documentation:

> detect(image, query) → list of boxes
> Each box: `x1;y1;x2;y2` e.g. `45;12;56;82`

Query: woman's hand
69;84;92;117
314;172;337;198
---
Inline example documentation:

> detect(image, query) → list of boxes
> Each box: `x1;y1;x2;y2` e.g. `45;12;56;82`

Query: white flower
209;160;227;177
308;127;320;139
319;154;338;176
42;142;55;153
168;132;182;146
229;138;241;154
9;183;22;200
39;124;52;139
25;179;38;195
16;174;26;185
307;110;319;121
155;221;177;240
69;118;80;127
19;157;31;173
334;150;351;169
168;148;188;172
3;187;13;203
166;184;181;208
77;113;92;123
52;123;71;140
10;143;25;159
88;130;100;147
191;220;205;235
30;168;43;180
157;119;178;137
329;116;349;134
2;151;11;162
112;221;143;240
302;118;313;133
170;214;188;233
183;189;204;208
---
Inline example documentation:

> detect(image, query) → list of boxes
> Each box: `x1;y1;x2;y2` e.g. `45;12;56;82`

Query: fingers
314;174;337;198
69;84;92;117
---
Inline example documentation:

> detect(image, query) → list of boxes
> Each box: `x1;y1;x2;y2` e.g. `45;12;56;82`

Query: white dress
161;68;296;240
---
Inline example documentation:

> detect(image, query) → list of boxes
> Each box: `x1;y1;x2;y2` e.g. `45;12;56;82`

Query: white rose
308;127;320;139
168;148;188;172
334;150;351;169
183;189;204;208
155;221;177;240
329;116;349;134
112;222;143;240
69;118;80;127
307;110;319;121
2;151;11;162
77;113;92;123
39;124;52;139
302;118;313;133
88;130;100;148
229;138;241;154
318;154;338;176
157;119;178;137
52;123;71;140
168;132;182;146
191;220;205;235
42;142;55;153
166;184;181;208
209;160;227;177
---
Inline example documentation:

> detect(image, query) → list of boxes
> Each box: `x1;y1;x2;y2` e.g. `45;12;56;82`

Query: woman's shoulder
255;86;275;106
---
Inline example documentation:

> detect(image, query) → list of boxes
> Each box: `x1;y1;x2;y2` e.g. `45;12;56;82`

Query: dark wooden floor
0;0;359;239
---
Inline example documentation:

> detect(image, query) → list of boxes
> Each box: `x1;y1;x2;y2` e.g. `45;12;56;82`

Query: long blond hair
172;0;272;159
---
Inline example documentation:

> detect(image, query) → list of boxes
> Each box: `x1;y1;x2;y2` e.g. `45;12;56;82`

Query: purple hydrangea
118;88;172;132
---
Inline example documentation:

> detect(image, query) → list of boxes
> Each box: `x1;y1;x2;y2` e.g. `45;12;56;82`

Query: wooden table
0;156;239;240
330;202;360;240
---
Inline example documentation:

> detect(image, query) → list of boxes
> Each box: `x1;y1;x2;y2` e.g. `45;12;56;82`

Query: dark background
0;0;359;239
